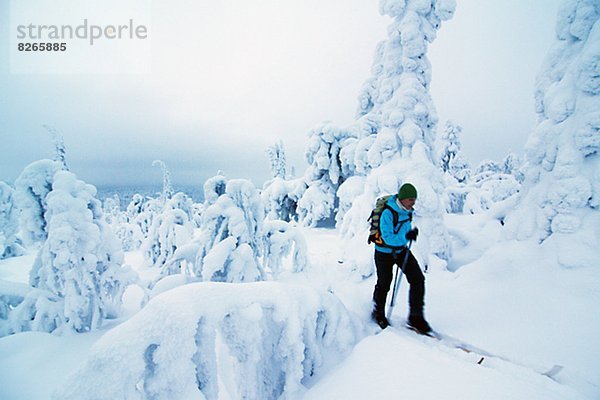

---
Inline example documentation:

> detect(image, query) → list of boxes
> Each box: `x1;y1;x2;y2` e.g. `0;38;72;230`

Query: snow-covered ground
1;213;598;399
2;1;598;399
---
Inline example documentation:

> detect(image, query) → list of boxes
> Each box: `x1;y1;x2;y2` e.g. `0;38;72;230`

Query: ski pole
386;240;412;321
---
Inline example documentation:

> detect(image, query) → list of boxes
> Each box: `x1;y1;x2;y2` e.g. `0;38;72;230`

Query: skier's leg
372;251;394;327
402;250;425;313
402;250;431;333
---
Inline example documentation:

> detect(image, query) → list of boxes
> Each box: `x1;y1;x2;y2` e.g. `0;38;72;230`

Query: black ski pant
372;249;425;317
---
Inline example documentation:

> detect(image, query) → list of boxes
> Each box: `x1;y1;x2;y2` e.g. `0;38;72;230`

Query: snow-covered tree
266;140;287;179
126;193;145;220
297;122;355;226
440;155;521;215
165;192;195;223
102;194;122;225
43;124;68;170
101;194;143;251
440;153;472;214
113;220;144;252
336;176;367;225
501;152;525;183
13;159;64;245
261;177;304;222
448;153;471;184
143;209;194;269
338;0;456;274
194;178;266;282
140;191;197;277
152;160;173;204
190;202;204;228
463;172;520;215
474;159;502;179
0;182;22;259
505;0;600;267
439;153;523;215
203;173;227;206
297;180;336;227
262;220;309;278
158;178;309;288
435;121;472;213
436;120;471;183
126;193;162;238
263;132;352;226
337;115;379;177
23;171;135;333
437;121;462;172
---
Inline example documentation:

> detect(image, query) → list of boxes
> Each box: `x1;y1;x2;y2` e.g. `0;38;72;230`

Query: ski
393;324;563;380
405;324;438;338
402;325;477;356
404;326;486;355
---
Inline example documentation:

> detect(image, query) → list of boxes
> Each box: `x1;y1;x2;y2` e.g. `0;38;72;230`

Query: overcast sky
1;0;562;189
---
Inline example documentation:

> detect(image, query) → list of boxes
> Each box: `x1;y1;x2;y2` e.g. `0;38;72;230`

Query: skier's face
400;198;416;210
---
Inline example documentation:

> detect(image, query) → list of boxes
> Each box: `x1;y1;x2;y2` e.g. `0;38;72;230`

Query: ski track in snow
303;327;582;400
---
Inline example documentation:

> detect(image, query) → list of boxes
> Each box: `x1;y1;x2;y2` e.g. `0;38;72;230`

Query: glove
405;228;419;241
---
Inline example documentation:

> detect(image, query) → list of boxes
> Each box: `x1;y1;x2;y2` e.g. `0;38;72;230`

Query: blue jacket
374;196;413;254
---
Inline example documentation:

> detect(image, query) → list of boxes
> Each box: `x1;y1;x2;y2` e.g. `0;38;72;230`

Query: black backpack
367;195;411;247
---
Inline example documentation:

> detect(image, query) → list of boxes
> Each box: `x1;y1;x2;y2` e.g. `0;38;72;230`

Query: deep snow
2;1;598;399
1;215;598;399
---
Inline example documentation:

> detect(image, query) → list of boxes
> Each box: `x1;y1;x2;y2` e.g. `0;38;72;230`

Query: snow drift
54;282;364;400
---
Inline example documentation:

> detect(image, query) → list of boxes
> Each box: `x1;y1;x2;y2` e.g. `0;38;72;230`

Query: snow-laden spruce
126;193;162;238
102;194;144;251
266;140;288;179
0;182;22;259
203;173;227;205
152;159;174;205
117;160;178;255
297;122;355;226
439;152;523;216
505;0;600;267
102;194;122;225
144;208;194;270
436;120;471;184
338;0;456;275
262;220;309;278
464;159;521;214
435;121;471;213
53;282;365;400
165;192;196;224
194;178;266;282
156;176;309;288
105;205;143;252
261;177;303;222
13;159;64;245
142;192;196;270
149;175;229;283
7;171;135;334
44;124;69;171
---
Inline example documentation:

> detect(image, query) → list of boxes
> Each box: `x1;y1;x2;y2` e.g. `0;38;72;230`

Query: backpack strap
384;205;411;235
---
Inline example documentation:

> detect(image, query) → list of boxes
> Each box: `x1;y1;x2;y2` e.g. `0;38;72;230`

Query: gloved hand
405;228;419;241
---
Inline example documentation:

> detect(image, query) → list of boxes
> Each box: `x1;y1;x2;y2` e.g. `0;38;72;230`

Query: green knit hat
398;183;418;200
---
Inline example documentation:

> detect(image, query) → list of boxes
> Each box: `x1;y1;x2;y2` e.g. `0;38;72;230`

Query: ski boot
371;309;389;329
407;314;432;335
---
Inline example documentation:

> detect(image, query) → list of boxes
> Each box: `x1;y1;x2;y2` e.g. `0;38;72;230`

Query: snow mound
54;282;365;400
